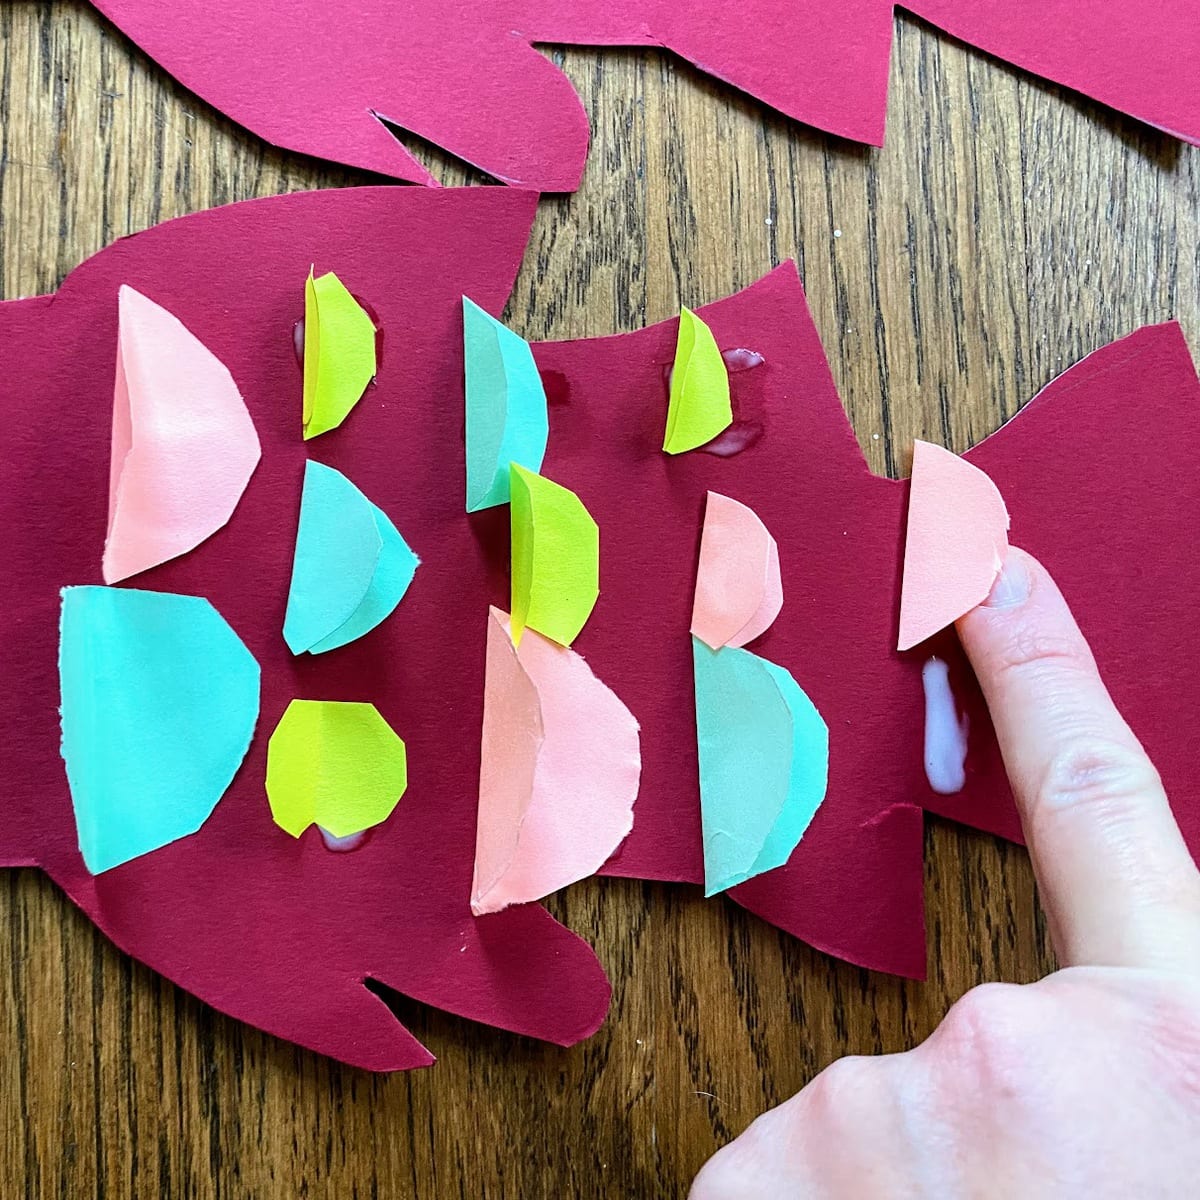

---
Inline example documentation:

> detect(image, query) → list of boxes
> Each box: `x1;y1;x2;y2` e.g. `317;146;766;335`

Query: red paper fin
909;0;1200;148
370;903;612;1048
731;803;927;979
86;0;1199;189
923;324;1200;856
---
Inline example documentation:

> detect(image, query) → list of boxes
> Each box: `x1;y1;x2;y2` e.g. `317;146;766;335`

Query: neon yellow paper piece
302;270;377;440
510;463;599;647
265;700;408;838
663;305;732;455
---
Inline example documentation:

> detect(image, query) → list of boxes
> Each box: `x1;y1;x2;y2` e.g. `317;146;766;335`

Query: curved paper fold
464;297;549;512
691;492;783;649
103;285;261;583
693;638;829;896
266;700;408;838
303;270;377;440
510;464;599;647
663;306;732;455
284;461;419;655
898;440;1010;651
472;608;640;915
59;586;261;874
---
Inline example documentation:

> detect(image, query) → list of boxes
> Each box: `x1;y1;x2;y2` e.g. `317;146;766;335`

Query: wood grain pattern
2;4;1198;1196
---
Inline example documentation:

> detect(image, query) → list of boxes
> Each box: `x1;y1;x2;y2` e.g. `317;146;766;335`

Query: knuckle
929;984;1046;1085
1034;739;1163;821
987;624;1088;681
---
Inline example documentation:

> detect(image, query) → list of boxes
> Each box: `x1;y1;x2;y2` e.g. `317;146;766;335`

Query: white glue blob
922;657;968;795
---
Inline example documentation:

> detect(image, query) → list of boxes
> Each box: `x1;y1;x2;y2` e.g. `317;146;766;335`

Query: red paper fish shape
87;0;1200;190
3;185;1199;1069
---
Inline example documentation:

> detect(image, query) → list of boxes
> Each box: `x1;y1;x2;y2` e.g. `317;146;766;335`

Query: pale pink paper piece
103;285;261;583
471;607;641;916
898;440;1010;651
690;491;784;650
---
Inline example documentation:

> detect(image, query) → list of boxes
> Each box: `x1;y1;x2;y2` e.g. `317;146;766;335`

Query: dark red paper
88;0;1200;191
541;270;1200;976
0;186;616;1071
5;187;1200;1067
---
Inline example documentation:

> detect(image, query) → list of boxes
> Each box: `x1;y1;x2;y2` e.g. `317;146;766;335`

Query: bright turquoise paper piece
463;296;548;512
693;637;829;896
284;461;420;655
59;586;261;874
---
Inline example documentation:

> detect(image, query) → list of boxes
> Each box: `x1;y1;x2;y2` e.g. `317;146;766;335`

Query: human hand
690;548;1200;1198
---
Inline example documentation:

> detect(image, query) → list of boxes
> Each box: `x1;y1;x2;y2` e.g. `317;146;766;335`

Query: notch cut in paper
898;440;1010;651
59;586;261;874
303;270;377;440
510;464;599;647
663;307;733;455
283;461;419;655
694;638;829;895
464;297;549;512
691;492;783;649
104;285;261;584
266;700;408;839
472;608;640;915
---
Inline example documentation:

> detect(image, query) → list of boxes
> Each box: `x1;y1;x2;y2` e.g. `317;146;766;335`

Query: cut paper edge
898;440;1011;651
663;306;733;455
463;296;549;513
103;285;261;584
509;464;600;647
472;608;640;915
694;639;827;895
302;269;378;441
284;462;417;655
308;502;420;653
750;659;830;876
59;586;261;874
691;491;784;649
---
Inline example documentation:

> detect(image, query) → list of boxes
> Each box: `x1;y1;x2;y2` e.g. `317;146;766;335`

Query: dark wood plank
1;3;1196;1195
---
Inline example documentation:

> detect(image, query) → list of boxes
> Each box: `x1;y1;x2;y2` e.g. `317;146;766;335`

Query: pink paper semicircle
898;440;1010;651
472;607;641;915
103;284;262;584
690;491;783;650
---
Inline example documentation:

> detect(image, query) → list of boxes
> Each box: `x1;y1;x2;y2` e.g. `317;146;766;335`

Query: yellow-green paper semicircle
510;464;599;647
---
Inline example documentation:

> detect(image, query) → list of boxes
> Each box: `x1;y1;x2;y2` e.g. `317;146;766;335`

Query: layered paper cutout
510;464;599;647
59;586;260;874
664;307;733;455
303;270;377;440
464;297;549;512
0;188;618;1073
8;190;1200;1069
283;461;419;655
691;492;783;649
87;1;1200;190
472;608;640;914
694;639;829;895
266;700;408;837
104;284;261;583
898;441;1010;652
690;493;828;894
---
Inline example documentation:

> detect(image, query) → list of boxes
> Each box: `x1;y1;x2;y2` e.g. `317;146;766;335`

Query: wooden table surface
2;5;1198;1197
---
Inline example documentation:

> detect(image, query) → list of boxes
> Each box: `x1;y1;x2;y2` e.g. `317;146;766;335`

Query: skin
690;548;1200;1199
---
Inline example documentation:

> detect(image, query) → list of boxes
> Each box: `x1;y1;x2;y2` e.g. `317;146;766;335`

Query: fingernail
983;554;1031;609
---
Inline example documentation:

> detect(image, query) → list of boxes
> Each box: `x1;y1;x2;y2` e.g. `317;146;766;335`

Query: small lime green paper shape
265;700;408;838
302;270;377;440
663;306;732;454
510;463;599;647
